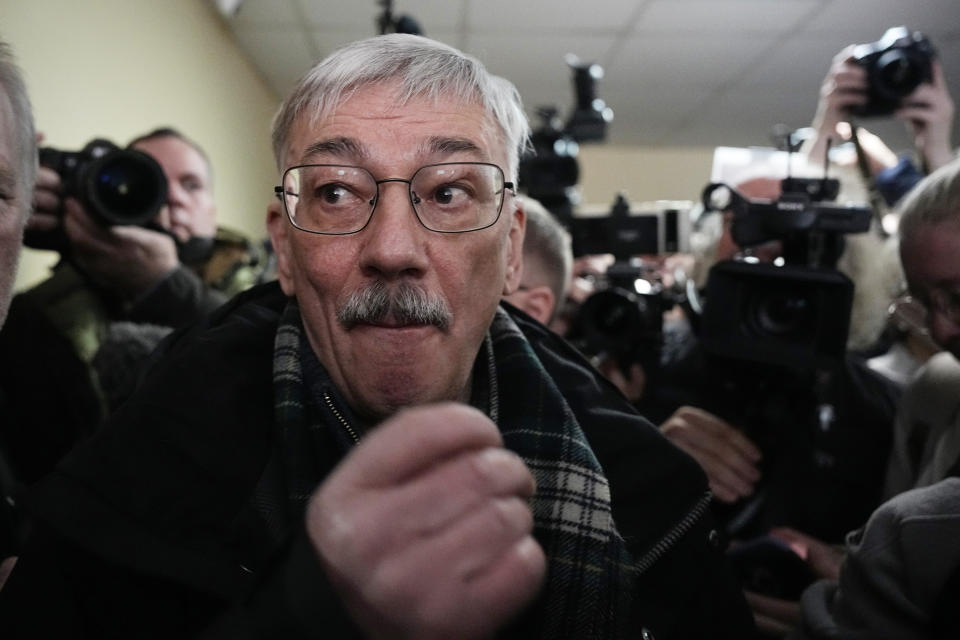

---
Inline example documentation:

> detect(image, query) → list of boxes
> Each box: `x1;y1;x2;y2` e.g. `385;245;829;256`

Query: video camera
569;193;690;258
698;176;871;370
850;26;936;118
519;54;613;222
39;138;168;228
565;194;692;379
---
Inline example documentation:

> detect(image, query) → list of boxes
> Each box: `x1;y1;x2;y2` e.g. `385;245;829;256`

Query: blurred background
5;0;958;289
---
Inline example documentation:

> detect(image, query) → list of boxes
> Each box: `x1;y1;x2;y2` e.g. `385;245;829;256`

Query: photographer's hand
741;528;843;635
897;60;956;173
305;403;545;640
804;47;900;174
659;406;762;504
597;358;646;404
25;165;64;238
63;198;179;300
807;47;868;156
768;527;843;581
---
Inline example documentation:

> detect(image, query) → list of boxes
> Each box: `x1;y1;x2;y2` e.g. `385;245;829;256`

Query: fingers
32;166;62;214
660;406;762;503
769;527;844;580
371;446;537;544
335;403;506;488
306;403;546;638
63;199;179;296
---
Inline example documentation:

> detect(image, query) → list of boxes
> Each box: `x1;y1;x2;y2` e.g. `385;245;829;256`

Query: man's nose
358;181;428;278
166;180;186;208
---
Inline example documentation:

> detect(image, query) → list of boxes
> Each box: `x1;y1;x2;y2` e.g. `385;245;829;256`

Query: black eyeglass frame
273;161;516;236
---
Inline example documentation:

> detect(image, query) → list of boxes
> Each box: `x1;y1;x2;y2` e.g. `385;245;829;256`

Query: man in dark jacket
0;36;38;582
0;34;753;638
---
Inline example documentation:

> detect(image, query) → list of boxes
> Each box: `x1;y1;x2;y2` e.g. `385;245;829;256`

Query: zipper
633;491;713;574
323;392;360;444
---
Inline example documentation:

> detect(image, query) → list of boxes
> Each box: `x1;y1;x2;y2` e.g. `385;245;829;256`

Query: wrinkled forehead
283;83;511;169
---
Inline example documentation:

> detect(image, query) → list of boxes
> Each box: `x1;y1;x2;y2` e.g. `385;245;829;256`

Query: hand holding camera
30;138;180;300
61;196;179;300
896;60;955;172
809;27;952;176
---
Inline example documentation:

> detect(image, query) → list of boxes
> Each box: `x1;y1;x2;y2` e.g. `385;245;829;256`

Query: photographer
27;128;263;327
0;128;266;473
754;157;960;640
803;41;955;207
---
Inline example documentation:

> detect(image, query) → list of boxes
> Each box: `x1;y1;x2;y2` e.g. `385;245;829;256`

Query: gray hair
898;157;960;244
0;40;37;208
519;195;572;322
271;34;530;180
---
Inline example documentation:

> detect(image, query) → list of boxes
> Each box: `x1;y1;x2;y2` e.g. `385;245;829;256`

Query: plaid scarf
272;300;638;638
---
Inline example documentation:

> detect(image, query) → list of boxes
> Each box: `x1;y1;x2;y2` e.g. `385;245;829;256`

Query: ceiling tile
637;0;822;33
221;0;960;149
802;0;960;41
466;0;641;31
608;32;780;88
231;23;313;95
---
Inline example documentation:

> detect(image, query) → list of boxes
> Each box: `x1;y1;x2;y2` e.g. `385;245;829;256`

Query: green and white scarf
272;300;638;638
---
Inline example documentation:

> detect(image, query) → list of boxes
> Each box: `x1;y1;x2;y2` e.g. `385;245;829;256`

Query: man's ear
514;285;556;326
503;197;525;295
266;200;296;296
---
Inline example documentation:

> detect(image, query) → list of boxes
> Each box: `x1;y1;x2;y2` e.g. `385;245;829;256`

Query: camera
39;138;168;227
519;54;613;222
850;26;936;118
570;193;691;259
568;260;675;381
698;176;871;369
565;194;692;378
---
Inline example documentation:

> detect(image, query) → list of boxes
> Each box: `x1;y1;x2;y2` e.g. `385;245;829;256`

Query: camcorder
850;26;936;118
519;54;613;222
565;194;692;380
698;177;871;370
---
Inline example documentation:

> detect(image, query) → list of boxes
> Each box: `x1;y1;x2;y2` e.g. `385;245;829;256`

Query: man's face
133;136;217;243
716;176;784;262
268;83;524;422
0;84;27;327
901;219;960;358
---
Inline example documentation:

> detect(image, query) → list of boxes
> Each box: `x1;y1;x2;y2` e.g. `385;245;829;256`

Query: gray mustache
337;280;452;330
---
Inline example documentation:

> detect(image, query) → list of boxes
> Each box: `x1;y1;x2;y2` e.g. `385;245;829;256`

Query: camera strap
849;123;891;238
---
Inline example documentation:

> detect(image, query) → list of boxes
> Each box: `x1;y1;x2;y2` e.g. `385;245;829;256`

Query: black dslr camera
39;138;168;227
850;26;936;118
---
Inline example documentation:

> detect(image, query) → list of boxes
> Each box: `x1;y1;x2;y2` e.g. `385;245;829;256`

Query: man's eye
433;185;470;205
319;184;348;204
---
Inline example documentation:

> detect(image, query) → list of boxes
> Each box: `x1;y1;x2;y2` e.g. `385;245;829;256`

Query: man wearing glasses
0;35;751;638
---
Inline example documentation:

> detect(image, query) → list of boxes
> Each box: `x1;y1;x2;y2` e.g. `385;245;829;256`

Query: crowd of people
0;22;957;640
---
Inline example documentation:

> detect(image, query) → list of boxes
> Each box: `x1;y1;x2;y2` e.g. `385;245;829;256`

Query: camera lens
582;289;641;347
748;291;813;338
84;150;167;226
874;49;926;98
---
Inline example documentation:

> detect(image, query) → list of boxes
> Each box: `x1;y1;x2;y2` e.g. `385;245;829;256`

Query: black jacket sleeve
127;265;228;328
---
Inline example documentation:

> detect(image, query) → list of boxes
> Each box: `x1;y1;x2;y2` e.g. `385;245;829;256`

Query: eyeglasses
274;162;514;235
901;289;960;327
